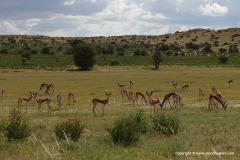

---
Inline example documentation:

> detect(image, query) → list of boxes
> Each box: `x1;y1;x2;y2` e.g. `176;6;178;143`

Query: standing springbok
18;91;33;113
68;92;76;105
228;80;233;88
57;95;63;109
120;89;129;103
128;91;136;106
172;81;177;89
129;80;133;90
92;92;111;117
32;92;52;114
199;89;204;101
146;91;160;117
1;89;6;100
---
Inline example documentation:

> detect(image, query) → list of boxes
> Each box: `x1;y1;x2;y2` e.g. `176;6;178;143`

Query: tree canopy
73;43;97;70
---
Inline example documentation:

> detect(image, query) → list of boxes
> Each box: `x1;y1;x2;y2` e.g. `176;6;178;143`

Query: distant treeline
0;54;240;70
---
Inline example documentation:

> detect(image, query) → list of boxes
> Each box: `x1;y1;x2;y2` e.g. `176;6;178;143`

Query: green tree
116;47;125;56
73;43;96;70
134;49;146;56
185;42;200;51
228;45;239;54
219;55;229;64
201;43;213;54
133;49;140;56
152;50;164;69
0;48;9;54
21;52;31;64
218;48;227;54
68;39;84;50
41;47;50;54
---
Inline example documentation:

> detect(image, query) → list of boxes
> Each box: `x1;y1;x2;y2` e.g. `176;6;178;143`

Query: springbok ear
146;91;150;96
106;92;111;96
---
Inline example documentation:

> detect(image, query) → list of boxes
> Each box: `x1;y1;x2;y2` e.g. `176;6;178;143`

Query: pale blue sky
0;0;238;37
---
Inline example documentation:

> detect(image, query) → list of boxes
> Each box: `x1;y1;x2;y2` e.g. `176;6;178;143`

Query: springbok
92;92;111;117
208;94;227;112
146;91;161;117
32;92;52;114
18;91;33;113
228;80;233;88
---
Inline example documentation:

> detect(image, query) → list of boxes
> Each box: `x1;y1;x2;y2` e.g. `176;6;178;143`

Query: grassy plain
0;66;240;159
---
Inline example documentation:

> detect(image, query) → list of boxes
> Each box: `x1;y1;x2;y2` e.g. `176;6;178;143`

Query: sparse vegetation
0;28;239;58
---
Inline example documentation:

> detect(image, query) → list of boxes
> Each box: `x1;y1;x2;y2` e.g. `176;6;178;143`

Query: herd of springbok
0;79;232;117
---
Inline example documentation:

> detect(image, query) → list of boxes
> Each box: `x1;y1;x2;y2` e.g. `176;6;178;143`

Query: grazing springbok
39;83;54;94
135;91;148;106
182;84;189;90
118;83;124;89
92;92;111;117
160;92;183;111
208;94;227;112
212;86;222;99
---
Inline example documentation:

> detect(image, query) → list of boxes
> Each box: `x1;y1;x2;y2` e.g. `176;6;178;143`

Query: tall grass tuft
152;113;180;136
107;110;148;147
162;139;185;158
5;109;31;141
54;119;84;142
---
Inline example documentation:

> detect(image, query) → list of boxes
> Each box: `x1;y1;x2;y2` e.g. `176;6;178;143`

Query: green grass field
1;54;240;70
0;66;240;159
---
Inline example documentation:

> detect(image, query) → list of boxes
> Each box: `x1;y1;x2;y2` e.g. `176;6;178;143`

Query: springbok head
223;101;227;112
105;92;111;98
